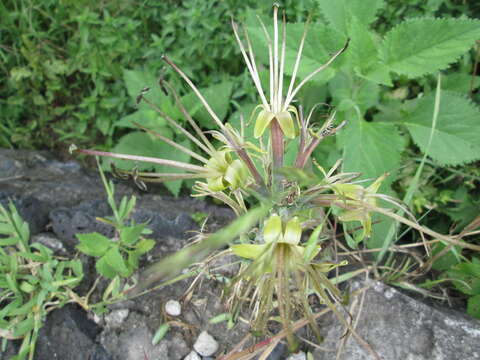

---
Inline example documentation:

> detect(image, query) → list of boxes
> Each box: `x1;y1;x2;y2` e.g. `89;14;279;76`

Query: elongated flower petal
264;214;282;243
254;110;276;138
282;217;301;244
276;111;295;139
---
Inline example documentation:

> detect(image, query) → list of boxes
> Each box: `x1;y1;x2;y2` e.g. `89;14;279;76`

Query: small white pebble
287;351;306;360
165;299;182;316
104;309;129;328
183;350;201;360
193;331;219;357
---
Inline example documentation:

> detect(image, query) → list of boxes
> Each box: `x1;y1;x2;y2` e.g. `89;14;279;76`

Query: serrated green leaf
402;92;480;166
104;246;130;277
382;18;480;77
76;232;111;257
180;82;233;129
338;118;406;180
346;17;392;86
316;0;384;34
329;73;380;114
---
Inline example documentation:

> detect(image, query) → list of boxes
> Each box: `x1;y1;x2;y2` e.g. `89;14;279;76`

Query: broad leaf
338;118;406;180
104;246;130;277
180;82;233;129
382;18;480;77
316;0;384;35
402;92;480;166
76;232;111;257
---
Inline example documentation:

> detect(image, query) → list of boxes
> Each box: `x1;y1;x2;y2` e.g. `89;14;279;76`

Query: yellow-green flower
205;150;249;192
333;174;386;239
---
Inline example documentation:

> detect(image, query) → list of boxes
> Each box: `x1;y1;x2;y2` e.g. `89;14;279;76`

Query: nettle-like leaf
316;0;384;35
106;131;191;196
346;16;392;86
180;81;233;129
337;117;406;180
329;73;380;114
402;92;480;166
382;18;480;78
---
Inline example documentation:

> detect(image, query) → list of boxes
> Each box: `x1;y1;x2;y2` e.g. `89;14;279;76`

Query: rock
104;309;130;329
0;192;49;235
313;280;480;360
193;331;219;357
35;305;112;360
266;342;288;360
31;233;67;254
183;350;201;360
287;351;306;360
165;299;182;316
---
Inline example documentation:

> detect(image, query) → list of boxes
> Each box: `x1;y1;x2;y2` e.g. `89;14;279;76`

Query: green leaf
134;239;155;255
467;294;480;319
382;18;480;78
152;323;170;345
76;233;111;257
338;118;406;180
316;0;384;34
329;73;380;114
402;92;480;166
209;313;231;324
120;225;145;246
96;256;117;279
104;246;130;277
346;17;392;86
13;316;34;337
180;82;233;129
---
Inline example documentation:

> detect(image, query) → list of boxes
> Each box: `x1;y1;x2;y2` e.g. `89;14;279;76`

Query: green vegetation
75;163;155;279
0;203;83;360
2;0;480;357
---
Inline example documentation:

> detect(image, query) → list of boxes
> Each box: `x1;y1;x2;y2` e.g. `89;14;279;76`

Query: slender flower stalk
232;4;348;170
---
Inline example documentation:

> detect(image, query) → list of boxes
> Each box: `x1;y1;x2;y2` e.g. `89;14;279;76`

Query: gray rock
104;309;130;329
31;233;66;254
313;280;480;360
183;350;201;360
193;331;219;357
35;305;112;360
287;351;307;360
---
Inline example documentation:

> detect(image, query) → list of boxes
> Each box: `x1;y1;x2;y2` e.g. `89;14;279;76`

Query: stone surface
287;351;307;360
34;305;112;360
193;331;219;357
313;280;480;360
104;309;130;329
183;350;201;360
165;299;182;316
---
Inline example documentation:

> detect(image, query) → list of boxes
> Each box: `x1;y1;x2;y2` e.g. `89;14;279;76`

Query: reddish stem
271;119;284;169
